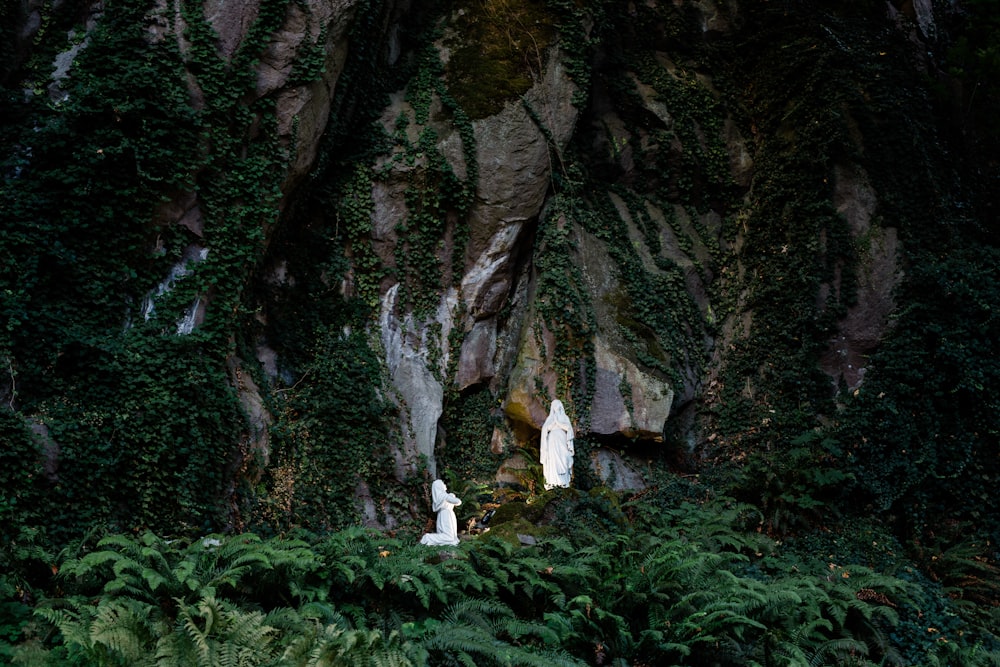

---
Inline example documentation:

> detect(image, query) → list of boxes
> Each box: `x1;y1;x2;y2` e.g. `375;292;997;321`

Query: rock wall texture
2;0;998;534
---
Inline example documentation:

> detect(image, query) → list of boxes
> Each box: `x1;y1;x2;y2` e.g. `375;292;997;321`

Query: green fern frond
502;616;559;644
808;637;869;667
541;535;575;555
89;601;155;663
138;544;174;579
296;624;415;667
97;533;147;551
178;601;213;664
155;628;199;666
140;566;170;593
421;623;514;666
442;598;509;628
789;617;835;645
279;617;324;666
440;552;495;596
698;605;767;639
34;603;95;653
771;642;812;666
67;549;120;576
735;579;802;619
296;601;349;627
163;595;280;667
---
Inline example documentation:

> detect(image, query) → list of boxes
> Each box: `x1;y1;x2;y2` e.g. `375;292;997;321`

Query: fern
373;598;581;666
733;577;802;619
807;637;871;666
926;640;1000;667
21;498;991;665
89;601;157;663
154;595;278;667
31;598;158;666
625;496;773;555
29;532;326;666
741;561;915;667
285;624;417;667
57;530;319;612
438;550;497;597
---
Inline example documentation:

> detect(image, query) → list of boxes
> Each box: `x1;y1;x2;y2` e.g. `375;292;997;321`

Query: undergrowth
2;490;997;666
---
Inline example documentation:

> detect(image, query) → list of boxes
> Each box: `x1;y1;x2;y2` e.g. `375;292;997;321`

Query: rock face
4;0;992;534
360;43;583;479
590;336;673;439
379;283;451;478
820;165;902;391
502;218;676;442
460;48;579;326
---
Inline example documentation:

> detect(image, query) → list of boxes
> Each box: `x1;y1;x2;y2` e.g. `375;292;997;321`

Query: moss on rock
444;0;557;119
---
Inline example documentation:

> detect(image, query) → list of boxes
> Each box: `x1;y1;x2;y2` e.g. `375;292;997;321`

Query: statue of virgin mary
540;399;574;489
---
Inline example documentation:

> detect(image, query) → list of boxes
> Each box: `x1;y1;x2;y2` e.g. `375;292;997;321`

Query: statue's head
431;479;449;511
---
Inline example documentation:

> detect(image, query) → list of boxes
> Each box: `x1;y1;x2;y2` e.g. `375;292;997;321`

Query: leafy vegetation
2;0;1000;665
4;491;998;665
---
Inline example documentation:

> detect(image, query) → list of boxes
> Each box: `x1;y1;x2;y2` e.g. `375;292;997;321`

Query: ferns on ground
10;490;1000;665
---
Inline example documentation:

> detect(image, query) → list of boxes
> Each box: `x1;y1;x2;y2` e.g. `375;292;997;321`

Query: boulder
590;448;646;491
590;336;673;439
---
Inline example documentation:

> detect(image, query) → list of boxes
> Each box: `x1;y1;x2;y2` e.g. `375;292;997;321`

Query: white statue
540;399;575;489
419;479;462;546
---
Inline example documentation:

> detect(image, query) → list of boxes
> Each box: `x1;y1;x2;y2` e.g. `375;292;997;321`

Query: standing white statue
540;399;575;489
419;479;462;546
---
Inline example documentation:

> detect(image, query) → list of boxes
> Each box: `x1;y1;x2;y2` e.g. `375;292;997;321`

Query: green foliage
685;4;999;550
288;26;330;87
811;9;1000;533
10;491;1000;664
909;527;1000;634
0;527;51;663
58;531;317;606
437;388;502;483
33;594;284;667
0;0;311;541
0;409;47;547
309;526;449;617
511;0;735;434
839;245;1000;535
258;306;393;532
731;430;856;534
4;3;1000;666
409;597;571;667
17;531;318;666
708;13;864;451
585;188;710;386
3;0;204;393
630;55;735;207
531;196;598;410
542;0;607;107
337;164;383;308
391;46;478;317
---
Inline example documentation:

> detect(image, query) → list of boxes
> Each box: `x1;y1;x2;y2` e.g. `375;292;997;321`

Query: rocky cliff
2;0;997;538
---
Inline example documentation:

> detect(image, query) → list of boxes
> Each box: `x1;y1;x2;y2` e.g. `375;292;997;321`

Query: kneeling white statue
419;479;462;546
540;399;575;489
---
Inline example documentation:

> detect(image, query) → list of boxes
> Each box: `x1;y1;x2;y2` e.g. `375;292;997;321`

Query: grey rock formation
379;283;452;479
590;336;673;440
820;165;902;391
591;448;646;491
6;0;986;537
